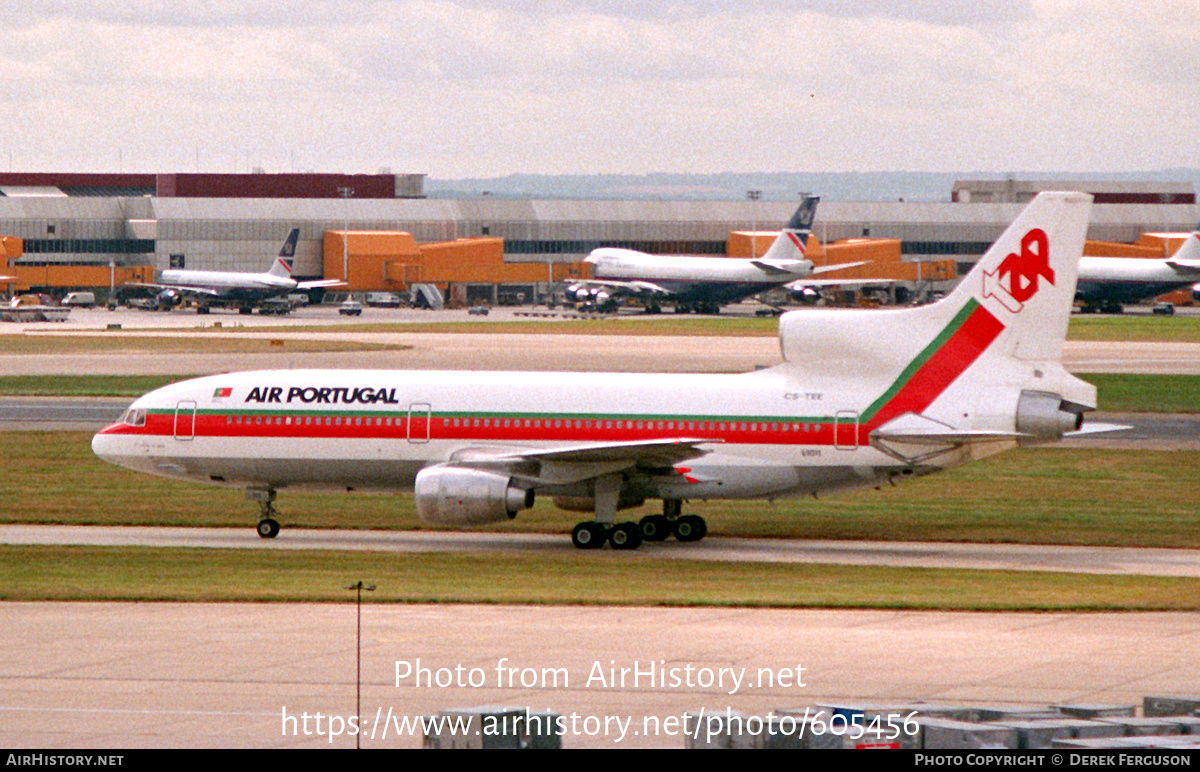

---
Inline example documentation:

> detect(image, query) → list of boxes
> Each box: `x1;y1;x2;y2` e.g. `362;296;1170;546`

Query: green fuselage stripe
860;299;979;423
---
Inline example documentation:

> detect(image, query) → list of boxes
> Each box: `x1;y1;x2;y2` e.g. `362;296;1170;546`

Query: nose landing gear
247;488;280;539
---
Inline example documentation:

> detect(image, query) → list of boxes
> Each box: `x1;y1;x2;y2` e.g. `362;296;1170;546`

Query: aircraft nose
91;427;123;462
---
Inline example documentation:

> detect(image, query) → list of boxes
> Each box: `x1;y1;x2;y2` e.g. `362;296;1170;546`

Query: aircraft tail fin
279;228;300;258
940;190;1092;362
759;196;819;263
1166;225;1200;269
778;192;1095;447
267;229;301;278
267;257;293;278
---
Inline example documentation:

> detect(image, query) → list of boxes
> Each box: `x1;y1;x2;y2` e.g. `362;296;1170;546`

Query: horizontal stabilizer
1062;422;1131;438
751;258;809;275
1165;258;1200;272
871;413;1022;446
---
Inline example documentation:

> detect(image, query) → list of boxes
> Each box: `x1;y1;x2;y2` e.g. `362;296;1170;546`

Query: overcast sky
1;1;1196;178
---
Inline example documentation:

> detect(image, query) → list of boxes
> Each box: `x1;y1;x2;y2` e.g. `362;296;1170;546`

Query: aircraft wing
444;437;716;485
566;278;673;296
791;278;890;288
122;281;227;298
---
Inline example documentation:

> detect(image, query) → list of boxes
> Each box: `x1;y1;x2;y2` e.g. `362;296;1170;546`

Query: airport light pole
346;580;375;749
338;186;354;288
746;189;762;257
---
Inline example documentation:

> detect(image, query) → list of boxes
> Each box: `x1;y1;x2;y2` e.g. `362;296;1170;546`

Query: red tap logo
982;228;1053;313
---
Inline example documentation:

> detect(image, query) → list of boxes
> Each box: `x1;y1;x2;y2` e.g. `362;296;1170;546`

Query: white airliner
566;197;861;313
1076;226;1200;313
139;229;344;313
94;192;1096;550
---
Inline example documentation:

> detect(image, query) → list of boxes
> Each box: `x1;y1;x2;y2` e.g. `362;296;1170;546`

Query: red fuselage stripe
100;305;1007;451
862;303;1005;438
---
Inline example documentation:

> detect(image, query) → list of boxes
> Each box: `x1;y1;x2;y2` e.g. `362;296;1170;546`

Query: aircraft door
174;400;197;441
407;403;431;443
834;410;859;451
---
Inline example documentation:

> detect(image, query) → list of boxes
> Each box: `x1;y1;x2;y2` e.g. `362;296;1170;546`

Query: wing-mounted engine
414;466;534;526
1015;389;1085;445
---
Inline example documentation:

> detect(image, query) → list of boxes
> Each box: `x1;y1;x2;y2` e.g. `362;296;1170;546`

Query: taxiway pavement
4;602;1199;748
6;305;1200;375
3;525;1198;577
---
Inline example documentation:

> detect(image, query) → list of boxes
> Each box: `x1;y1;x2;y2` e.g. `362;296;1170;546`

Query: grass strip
0;375;199;396
1079;374;1200;413
1067;314;1200;343
2;545;1198;610
0;335;409;355
4;432;1199;549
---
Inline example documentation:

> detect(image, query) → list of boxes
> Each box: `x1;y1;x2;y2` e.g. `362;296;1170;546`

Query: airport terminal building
1;172;1196;299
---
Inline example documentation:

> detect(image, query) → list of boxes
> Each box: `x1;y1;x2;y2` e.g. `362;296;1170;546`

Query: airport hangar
0;172;1197;305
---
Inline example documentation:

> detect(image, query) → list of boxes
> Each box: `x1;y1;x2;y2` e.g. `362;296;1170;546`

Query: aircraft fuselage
92;367;980;503
157;269;298;301
587;249;813;305
1076;256;1198;305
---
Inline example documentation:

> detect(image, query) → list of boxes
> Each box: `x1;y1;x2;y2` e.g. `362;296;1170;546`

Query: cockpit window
121;409;147;427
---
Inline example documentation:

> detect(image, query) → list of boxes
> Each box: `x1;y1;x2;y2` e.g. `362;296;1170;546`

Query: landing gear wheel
639;514;671;542
256;518;280;539
608;522;643;550
673;514;707;543
572;522;608;549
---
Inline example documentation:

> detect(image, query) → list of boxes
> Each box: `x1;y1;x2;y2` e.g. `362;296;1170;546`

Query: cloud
0;1;1194;175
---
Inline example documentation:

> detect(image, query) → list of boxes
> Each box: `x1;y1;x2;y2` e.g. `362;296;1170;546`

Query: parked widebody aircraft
1076;226;1200;313
565;197;861;313
136;228;344;313
94;193;1097;550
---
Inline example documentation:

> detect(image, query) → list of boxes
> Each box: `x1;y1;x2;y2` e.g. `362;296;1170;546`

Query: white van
62;292;96;308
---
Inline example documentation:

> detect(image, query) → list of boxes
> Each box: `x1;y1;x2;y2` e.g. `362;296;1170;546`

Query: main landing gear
572;520;641;550
571;498;708;550
247;488;280;539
